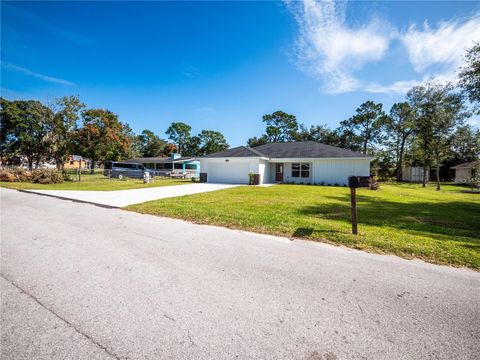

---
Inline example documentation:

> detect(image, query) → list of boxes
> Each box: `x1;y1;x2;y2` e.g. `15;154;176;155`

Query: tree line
0;98;229;172
1;43;478;187
246;44;480;189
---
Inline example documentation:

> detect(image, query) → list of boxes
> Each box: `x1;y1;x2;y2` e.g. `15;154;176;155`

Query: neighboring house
199;141;373;185
64;155;88;169
451;160;480;183
128;153;200;176
401;166;427;183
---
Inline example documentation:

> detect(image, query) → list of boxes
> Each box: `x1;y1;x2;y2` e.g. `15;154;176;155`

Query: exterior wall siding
312;159;370;185
283;162;313;184
258;159;272;184
454;168;472;183
201;157;371;185
199;158;260;184
267;163;276;183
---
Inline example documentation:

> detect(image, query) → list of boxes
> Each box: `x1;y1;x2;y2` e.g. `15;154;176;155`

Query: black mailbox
348;176;360;188
358;176;371;187
348;176;370;188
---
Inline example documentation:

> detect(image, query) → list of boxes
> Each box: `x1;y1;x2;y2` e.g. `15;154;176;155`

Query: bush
466;164;480;189
31;169;64;184
0;168;33;182
63;171;73;182
15;168;33;182
369;176;380;190
0;170;16;182
191;176;199;182
0;168;65;184
248;172;255;185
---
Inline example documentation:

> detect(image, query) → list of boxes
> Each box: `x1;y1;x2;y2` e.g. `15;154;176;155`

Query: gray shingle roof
451;160;480;169
204;142;371;159
203;146;266;158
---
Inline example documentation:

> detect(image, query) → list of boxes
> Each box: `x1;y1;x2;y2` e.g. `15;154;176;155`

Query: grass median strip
126;183;480;269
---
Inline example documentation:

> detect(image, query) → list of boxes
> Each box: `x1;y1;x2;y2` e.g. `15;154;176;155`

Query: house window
292;163;310;178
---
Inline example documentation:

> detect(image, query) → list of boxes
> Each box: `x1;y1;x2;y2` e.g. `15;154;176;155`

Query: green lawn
127;183;480;269
0;173;191;191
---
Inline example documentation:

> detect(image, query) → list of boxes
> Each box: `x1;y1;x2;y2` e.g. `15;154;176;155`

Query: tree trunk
363;140;368;155
435;156;441;191
90;155;95;174
27;157;33;171
56;156;64;172
396;138;406;182
422;163;427;188
396;155;403;182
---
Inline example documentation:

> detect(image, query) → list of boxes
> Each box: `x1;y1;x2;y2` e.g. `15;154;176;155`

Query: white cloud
363;72;460;94
285;0;394;93
1;62;76;86
364;79;421;94
366;17;480;95
401;16;480;73
361;16;480;94
286;1;480;94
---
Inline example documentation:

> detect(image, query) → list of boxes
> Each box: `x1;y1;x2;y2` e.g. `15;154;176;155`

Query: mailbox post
348;176;371;235
78;156;82;182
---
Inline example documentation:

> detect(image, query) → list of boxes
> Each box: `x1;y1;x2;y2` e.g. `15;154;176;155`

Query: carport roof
128;157;196;164
204;141;371;159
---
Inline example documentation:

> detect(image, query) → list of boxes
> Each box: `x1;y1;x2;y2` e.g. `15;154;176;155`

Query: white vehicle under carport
104;161;154;180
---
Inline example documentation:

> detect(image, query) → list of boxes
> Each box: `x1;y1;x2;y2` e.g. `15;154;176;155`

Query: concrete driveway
1;189;479;360
23;182;240;207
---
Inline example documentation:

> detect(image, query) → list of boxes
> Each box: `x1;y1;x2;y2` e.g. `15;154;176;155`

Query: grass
127;183;480;269
0;173;191;191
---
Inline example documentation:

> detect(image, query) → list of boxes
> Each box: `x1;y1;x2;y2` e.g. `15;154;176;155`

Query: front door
275;163;284;182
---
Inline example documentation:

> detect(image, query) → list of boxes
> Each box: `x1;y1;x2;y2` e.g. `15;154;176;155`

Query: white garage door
207;162;251;184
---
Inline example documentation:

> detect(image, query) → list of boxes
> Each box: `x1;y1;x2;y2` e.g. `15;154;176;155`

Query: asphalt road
1;188;479;360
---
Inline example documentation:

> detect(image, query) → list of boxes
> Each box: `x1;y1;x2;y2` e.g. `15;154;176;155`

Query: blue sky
2;1;480;146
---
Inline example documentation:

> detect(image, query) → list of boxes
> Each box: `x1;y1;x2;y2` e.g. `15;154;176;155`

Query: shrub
467;164;480;189
191;176;199;182
0;170;16;182
63;171;73;182
14;168;33;182
0;167;65;184
31;169;64;184
369;176;380;190
0;168;33;182
248;172;255;185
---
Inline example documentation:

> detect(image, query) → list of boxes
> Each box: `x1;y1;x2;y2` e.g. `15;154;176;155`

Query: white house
451;160;480;183
199;141;373;185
